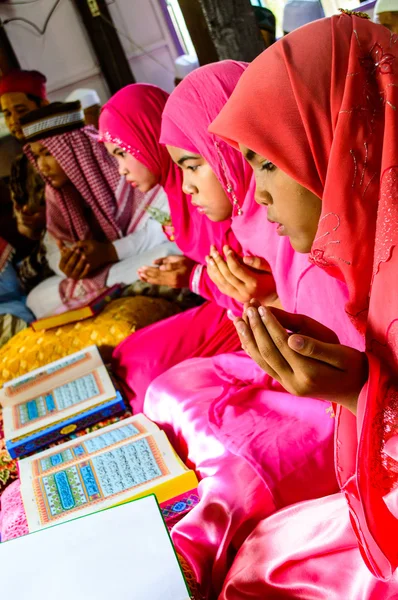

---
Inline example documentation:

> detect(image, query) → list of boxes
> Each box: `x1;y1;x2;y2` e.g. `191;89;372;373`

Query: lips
191;201;207;214
267;215;286;235
126;179;138;187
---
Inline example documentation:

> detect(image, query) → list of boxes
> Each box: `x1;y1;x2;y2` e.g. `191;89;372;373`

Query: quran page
0;495;191;600
0;345;104;406
2;364;116;441
20;426;196;531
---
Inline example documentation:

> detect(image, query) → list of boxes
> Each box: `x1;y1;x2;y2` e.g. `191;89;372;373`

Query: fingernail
211;249;219;258
247;307;256;319
290;335;304;349
258;306;267;317
235;321;247;336
245;256;253;265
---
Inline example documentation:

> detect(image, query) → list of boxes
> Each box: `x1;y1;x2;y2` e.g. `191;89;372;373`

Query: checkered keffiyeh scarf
25;127;160;308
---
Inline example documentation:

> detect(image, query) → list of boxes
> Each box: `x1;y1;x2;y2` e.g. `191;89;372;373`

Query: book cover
31;284;123;331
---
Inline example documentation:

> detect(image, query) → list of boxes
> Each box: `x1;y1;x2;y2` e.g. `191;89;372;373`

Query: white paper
0;495;190;600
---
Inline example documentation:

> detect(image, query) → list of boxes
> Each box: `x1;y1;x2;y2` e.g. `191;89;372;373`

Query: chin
137;182;153;193
290;236;313;254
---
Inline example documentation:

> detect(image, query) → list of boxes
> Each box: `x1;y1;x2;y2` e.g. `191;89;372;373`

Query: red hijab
99;83;233;263
211;15;398;579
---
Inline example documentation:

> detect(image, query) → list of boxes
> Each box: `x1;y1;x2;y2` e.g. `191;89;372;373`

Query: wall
0;0;180;104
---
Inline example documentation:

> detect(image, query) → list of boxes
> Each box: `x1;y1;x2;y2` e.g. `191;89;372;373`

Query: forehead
0;92;31;110
29;141;46;154
166;144;201;162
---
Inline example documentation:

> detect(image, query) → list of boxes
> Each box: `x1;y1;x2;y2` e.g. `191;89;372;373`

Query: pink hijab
211;14;398;579
99;83;233;263
159;61;252;219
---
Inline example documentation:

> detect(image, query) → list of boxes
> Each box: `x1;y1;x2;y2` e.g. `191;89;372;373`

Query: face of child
105;142;158;193
29;142;69;188
240;144;322;253
166;145;233;222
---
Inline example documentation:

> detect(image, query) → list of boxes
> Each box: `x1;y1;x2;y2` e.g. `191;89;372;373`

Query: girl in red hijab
209;12;398;598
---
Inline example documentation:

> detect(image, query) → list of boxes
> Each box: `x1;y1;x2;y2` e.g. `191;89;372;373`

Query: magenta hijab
160;61;252;220
99;83;233;263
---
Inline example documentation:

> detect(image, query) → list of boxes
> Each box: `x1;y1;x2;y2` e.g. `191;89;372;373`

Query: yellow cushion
0;296;179;387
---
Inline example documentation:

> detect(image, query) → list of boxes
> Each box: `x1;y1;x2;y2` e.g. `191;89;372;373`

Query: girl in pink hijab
100;81;247;411
206;13;398;598
142;59;364;598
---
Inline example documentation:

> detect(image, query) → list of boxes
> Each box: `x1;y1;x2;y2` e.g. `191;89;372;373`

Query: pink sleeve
189;263;243;316
336;353;398;581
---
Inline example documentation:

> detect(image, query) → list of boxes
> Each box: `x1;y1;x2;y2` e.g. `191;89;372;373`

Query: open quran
18;413;198;532
0;346;125;458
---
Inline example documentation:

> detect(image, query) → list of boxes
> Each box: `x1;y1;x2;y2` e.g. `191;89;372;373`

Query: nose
182;172;197;196
37;157;49;175
8;112;17;129
254;181;271;206
118;164;128;177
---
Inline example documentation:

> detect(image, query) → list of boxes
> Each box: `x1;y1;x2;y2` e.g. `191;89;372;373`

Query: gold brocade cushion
0;296;180;388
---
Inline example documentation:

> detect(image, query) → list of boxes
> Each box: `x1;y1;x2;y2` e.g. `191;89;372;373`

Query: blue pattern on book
19;395;48;425
42;466;88;516
40;448;74;472
17;374;100;426
45;394;56;411
80;463;100;496
39;437;163;521
54;471;76;510
27;400;39;420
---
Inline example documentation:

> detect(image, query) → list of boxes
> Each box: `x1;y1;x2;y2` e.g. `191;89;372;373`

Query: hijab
99;83;235;264
211;14;398;579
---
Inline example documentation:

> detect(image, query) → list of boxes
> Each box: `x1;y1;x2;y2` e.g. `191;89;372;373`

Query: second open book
19;413;198;533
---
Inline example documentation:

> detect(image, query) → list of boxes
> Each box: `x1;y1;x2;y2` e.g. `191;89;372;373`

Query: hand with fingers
73;240;118;273
235;305;368;415
58;242;90;280
205;244;279;307
137;255;196;288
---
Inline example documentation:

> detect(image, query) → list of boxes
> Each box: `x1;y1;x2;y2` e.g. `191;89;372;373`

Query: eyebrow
244;149;258;161
177;154;201;166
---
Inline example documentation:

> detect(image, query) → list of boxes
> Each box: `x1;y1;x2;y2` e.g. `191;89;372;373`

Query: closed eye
260;160;276;172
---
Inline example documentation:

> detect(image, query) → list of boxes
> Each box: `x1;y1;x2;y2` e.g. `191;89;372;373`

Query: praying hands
235;305;368;415
206;245;279;307
58;240;118;280
138;255;196;288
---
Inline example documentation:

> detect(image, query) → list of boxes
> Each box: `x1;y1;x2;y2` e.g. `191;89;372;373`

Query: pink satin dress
144;225;365;597
220;493;398;599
